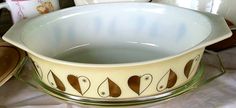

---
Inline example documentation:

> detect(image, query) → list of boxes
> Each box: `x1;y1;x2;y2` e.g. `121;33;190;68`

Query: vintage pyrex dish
2;3;232;99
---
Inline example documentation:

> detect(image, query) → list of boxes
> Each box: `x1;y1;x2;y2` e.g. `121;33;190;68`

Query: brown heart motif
156;69;177;92
47;70;65;91
184;55;200;79
128;74;153;95
97;78;121;98
67;75;91;96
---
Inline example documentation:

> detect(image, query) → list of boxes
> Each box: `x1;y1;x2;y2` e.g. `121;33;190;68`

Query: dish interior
21;3;211;64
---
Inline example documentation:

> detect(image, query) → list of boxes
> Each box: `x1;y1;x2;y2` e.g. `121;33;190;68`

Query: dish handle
192;12;232;52
2;19;31;54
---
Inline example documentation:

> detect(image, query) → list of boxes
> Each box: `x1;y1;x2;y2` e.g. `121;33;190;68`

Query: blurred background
0;0;75;36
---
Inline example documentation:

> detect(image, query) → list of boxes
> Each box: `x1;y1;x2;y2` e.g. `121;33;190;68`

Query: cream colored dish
3;3;232;99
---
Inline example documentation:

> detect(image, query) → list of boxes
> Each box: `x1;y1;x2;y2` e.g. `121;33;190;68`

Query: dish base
14;51;225;107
